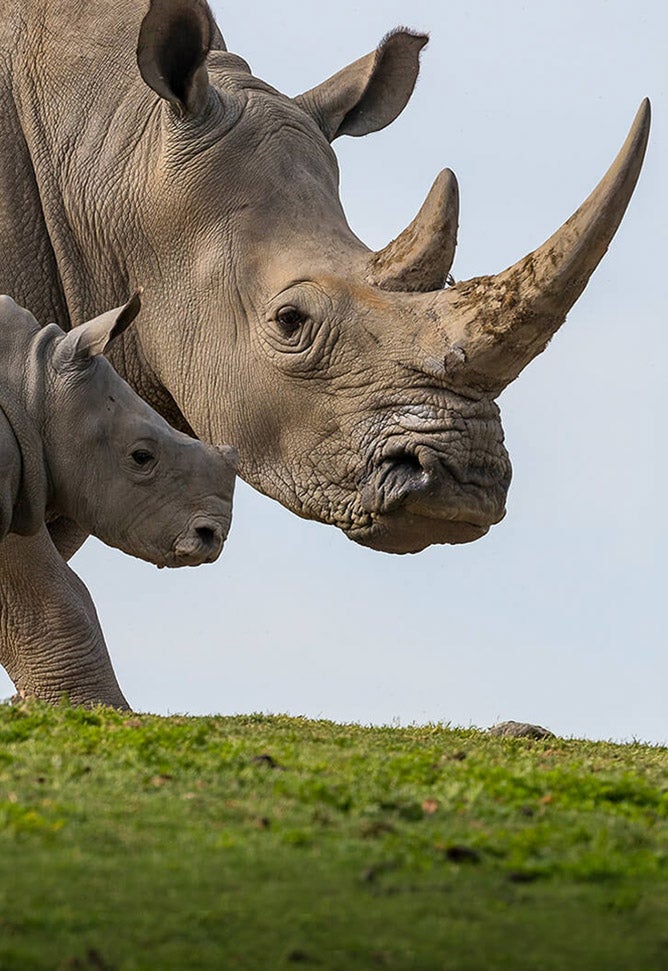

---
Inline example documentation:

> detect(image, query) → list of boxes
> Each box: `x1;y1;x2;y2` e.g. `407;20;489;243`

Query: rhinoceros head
128;0;649;555
42;294;237;566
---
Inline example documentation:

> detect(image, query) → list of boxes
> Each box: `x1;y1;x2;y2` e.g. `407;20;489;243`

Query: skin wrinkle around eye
259;285;341;371
128;447;158;475
275;306;305;337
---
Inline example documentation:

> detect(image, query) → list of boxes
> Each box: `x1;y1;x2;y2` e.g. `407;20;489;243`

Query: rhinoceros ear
54;291;143;370
137;0;224;116
294;29;427;141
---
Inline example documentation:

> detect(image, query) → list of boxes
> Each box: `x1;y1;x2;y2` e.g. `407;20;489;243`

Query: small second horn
367;168;459;292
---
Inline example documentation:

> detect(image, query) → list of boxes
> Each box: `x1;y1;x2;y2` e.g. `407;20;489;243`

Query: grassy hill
0;703;666;970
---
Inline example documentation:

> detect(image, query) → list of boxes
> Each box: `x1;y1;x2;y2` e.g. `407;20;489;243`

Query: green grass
0;703;667;971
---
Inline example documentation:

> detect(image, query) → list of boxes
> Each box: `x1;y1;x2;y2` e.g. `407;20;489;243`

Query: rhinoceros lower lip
345;513;491;555
157;548;225;569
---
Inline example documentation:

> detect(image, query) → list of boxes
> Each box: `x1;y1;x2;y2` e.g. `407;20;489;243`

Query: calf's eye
276;306;305;336
131;449;154;467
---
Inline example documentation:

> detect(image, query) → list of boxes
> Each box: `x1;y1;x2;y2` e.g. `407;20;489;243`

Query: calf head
129;0;649;554
42;293;237;566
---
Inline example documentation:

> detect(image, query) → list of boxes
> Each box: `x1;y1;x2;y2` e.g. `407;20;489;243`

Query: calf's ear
54;291;142;370
295;29;427;141
137;0;224;116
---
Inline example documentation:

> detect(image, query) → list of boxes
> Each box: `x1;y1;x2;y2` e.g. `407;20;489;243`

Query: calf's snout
172;515;228;566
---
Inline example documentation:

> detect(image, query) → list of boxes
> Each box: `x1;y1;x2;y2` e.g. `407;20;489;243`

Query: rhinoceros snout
172;516;228;566
362;443;510;527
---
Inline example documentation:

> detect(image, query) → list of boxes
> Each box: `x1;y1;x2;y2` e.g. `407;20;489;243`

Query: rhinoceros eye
131;448;155;467
276;306;306;337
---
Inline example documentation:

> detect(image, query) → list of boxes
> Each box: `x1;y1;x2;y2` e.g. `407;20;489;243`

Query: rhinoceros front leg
0;526;129;708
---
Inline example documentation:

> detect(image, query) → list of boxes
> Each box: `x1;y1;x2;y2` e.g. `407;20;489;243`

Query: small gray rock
488;721;555;740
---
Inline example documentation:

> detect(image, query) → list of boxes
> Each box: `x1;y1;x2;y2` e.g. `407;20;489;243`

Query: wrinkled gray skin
0;0;649;708
0;291;236;699
0;292;236;562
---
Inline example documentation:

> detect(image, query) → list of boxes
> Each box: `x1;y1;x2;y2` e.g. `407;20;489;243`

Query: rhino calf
0;291;237;567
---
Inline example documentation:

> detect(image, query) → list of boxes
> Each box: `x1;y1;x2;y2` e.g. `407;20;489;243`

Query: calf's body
0;293;236;702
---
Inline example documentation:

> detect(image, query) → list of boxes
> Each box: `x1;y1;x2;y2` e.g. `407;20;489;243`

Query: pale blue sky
2;0;664;741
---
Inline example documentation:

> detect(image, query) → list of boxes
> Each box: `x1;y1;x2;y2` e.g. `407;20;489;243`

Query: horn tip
625;98;651;171
437;167;459;186
432;168;460;209
630;98;651;149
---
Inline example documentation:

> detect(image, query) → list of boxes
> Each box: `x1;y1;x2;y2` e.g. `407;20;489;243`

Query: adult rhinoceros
0;0;649;708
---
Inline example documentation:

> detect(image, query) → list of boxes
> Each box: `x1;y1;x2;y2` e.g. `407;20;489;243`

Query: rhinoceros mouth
136;511;232;569
345;512;492;555
332;431;508;552
349;434;509;548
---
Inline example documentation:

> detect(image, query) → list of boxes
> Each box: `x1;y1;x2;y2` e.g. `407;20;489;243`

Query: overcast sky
2;0;664;742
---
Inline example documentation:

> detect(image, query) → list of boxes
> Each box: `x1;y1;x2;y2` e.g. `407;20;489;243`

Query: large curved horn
436;99;651;394
367;168;459;292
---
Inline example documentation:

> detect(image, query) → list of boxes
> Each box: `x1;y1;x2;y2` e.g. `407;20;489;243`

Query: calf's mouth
156;512;232;568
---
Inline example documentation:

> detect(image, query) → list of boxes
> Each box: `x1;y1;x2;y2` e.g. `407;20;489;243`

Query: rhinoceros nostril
382;449;429;482
195;524;217;547
362;449;431;514
393;450;424;475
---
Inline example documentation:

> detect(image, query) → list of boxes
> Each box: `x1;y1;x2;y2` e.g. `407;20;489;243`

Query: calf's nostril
195;525;217;547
